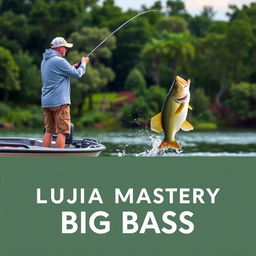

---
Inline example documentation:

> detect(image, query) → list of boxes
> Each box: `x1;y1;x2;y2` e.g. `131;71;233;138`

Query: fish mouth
176;76;191;88
176;76;187;86
176;94;188;101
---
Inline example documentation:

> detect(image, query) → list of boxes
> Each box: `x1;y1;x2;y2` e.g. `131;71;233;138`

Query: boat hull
0;137;105;157
0;151;101;157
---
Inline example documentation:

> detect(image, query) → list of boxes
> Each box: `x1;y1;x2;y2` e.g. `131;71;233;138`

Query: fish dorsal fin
150;112;163;133
188;105;193;110
181;120;194;131
175;104;185;115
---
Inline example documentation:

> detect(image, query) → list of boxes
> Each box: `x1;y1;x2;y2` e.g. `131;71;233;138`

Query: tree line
0;0;256;128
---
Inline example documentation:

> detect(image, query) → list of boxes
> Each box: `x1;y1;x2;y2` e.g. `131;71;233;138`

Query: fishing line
87;9;160;57
76;9;160;67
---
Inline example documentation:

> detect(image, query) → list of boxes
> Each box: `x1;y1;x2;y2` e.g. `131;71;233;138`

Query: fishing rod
76;9;160;68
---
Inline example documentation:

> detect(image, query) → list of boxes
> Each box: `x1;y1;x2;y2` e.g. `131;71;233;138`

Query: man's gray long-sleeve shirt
41;49;86;108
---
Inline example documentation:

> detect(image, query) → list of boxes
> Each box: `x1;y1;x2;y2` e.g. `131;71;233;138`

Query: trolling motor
75;9;160;69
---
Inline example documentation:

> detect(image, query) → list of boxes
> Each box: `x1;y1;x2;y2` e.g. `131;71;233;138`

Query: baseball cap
50;37;73;48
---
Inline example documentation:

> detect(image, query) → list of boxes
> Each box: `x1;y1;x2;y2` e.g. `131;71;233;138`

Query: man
41;37;89;148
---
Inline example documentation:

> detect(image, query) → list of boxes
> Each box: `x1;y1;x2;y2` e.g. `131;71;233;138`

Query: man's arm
58;57;89;78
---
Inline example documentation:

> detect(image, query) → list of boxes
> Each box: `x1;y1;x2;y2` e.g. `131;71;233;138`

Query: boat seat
44;123;74;145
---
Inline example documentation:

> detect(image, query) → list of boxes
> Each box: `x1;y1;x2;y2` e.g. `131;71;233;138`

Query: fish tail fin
158;140;181;150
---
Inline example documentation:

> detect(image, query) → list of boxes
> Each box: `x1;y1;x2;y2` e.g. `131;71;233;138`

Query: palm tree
142;38;169;86
142;33;194;85
165;32;195;76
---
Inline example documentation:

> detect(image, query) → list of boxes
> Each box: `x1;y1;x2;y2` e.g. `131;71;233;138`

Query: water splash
117;149;126;157
114;129;185;157
135;135;159;156
116;143;129;157
136;135;181;157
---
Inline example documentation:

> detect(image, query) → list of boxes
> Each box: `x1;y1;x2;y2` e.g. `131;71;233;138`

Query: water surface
0;129;255;157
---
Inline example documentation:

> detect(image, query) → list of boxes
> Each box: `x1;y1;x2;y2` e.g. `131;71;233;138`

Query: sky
114;0;255;20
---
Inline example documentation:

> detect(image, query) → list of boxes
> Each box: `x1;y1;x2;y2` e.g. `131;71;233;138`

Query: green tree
165;32;195;76
145;85;167;113
226;3;256;82
196;18;254;114
14;51;41;104
84;0;99;8
120;86;167;127
142;32;194;86
142;38;169;86
226;82;256;119
0;11;30;52
0;46;20;101
89;1;157;91
167;0;185;15
28;0;87;63
0;0;32;14
90;0;123;28
112;14;152;90
225;19;254;82
227;2;256;23
142;1;162;25
189;6;215;37
124;68;146;95
156;16;189;33
190;88;214;122
121;96;152;127
195;33;230;112
68;26;116;114
208;21;228;34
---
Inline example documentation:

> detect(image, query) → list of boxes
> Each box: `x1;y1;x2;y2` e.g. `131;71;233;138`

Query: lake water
0;129;256;157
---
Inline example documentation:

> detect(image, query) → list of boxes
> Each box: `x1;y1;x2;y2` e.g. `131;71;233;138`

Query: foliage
226;82;256;118
120;86;167;127
142;31;195;88
76;111;107;127
189;15;212;37
14;51;41;104
194;17;254;114
0;11;30;52
145;86;167;113
0;0;32;15
112;14;152;90
120;96;152;127
190;88;215;123
164;32;195;76
142;37;169;86
0;103;42;127
0;0;256;128
0;46;20;101
166;0;186;15
189;6;215;37
124;68;146;95
67;26;116;113
194;122;218;130
0;102;11;118
156;16;189;33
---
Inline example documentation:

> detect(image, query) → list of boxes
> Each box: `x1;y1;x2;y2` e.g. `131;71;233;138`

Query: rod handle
75;61;81;69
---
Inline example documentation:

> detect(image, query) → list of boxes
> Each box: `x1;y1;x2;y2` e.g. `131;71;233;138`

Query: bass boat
0;125;105;157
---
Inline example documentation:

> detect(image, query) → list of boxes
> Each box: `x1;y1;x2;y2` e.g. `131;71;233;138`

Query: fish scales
151;76;193;150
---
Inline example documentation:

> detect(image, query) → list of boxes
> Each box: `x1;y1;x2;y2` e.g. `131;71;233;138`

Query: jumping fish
150;76;193;150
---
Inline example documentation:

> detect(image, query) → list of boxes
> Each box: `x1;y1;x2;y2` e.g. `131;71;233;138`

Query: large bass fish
151;76;193;150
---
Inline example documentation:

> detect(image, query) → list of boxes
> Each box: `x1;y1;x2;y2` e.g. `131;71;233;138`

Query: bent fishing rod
76;9;160;68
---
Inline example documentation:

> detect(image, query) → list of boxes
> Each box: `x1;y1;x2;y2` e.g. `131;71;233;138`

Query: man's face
59;46;68;57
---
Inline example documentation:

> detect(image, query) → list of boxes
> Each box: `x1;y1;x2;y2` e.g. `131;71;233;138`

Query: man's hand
81;56;90;64
72;63;79;68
